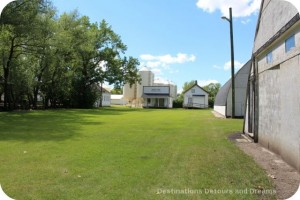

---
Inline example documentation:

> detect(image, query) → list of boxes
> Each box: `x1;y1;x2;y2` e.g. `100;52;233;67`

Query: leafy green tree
203;83;221;108
0;0;52;110
69;18;140;108
30;2;57;108
0;1;140;110
111;88;122;94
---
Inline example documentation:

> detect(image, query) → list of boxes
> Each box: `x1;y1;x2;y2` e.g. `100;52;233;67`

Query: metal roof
214;60;252;106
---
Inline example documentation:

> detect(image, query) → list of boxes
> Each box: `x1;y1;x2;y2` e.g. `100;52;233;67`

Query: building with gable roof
182;81;209;108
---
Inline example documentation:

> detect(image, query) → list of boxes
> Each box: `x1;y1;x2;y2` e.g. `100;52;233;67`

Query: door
193;96;205;107
158;98;164;107
188;98;192;106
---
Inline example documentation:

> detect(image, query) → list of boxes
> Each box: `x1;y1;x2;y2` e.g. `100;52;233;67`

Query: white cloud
140;53;196;68
197;79;219;87
146;61;161;68
196;0;261;18
213;60;243;71
224;60;244;71
154;77;175;85
140;53;196;74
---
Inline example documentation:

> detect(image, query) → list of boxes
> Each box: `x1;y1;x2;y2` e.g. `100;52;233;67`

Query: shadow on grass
0;108;141;141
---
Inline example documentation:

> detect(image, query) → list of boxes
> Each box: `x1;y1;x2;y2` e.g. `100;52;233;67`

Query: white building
142;86;173;108
94;87;111;107
123;67;177;108
110;95;128;105
214;60;251;117
183;81;209;108
244;0;300;171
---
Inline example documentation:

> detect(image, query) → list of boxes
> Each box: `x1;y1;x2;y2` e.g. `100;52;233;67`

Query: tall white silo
123;83;136;102
136;67;154;98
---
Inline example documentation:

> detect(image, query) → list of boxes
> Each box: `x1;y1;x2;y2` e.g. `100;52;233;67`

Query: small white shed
111;95;128;105
183;82;209;108
94;87;111;107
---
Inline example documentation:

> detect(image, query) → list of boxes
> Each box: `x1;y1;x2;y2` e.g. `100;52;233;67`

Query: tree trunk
33;87;39;108
100;82;103;107
3;67;9;110
3;37;16;111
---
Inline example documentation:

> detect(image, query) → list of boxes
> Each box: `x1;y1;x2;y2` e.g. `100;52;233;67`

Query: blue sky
1;0;299;91
51;0;262;90
2;0;262;90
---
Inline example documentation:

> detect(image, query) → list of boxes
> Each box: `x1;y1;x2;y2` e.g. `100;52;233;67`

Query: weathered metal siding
226;61;252;117
246;0;300;171
214;61;251;117
278;56;300;170
258;55;300;170
253;0;298;53
258;68;281;154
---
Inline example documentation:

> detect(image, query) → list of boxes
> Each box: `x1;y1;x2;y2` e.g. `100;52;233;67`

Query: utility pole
222;7;235;118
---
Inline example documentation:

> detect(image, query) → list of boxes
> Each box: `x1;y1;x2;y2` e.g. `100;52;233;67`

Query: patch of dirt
211;111;226;118
229;133;300;200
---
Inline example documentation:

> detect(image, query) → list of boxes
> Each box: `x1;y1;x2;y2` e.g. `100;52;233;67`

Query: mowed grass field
0;108;275;200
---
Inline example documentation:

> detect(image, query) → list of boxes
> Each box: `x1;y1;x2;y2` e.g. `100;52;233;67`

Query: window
191;89;195;93
266;51;272;63
285;35;295;53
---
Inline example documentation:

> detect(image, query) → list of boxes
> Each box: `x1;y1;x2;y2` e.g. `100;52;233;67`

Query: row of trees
0;0;140;110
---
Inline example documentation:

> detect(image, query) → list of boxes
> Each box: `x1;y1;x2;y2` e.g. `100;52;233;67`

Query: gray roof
214;79;231;106
214;60;252;107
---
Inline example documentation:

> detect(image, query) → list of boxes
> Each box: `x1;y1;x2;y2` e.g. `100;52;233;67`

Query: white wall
214;106;226;116
102;93;111;107
111;95;128;105
183;85;208;107
94;93;111;107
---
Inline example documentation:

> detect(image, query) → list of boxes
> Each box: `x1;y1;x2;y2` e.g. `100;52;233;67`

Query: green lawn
0;108;275;200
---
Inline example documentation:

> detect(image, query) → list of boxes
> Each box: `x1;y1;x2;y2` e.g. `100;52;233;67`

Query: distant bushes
173;98;183;108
